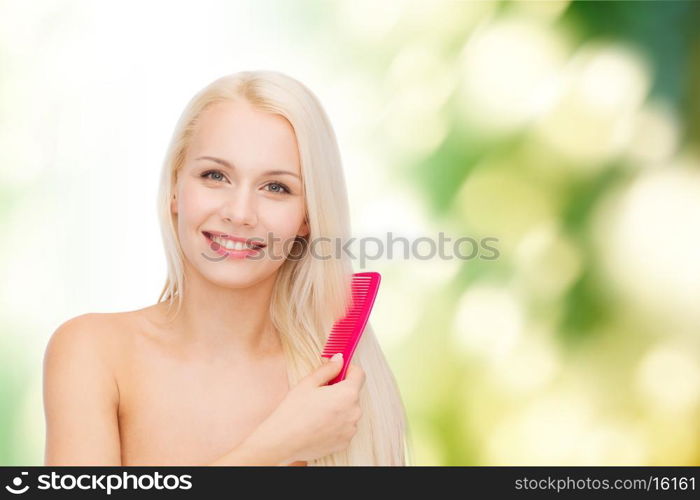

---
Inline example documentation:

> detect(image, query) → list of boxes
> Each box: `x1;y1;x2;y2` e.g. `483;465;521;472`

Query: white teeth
211;235;255;250
228;240;245;250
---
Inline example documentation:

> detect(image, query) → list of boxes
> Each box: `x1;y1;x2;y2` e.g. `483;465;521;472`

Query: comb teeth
320;272;381;370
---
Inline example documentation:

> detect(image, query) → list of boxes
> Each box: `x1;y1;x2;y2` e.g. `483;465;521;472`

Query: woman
43;70;410;465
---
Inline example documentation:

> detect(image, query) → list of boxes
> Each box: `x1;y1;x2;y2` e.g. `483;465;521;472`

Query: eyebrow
195;156;300;179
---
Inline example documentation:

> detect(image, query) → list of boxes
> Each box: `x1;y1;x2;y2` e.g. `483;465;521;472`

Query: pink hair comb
321;271;381;385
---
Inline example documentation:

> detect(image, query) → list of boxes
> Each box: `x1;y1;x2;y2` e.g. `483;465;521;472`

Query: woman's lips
202;231;266;248
202;231;264;259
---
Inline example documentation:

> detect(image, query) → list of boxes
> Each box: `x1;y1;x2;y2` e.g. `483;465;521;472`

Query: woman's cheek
182;184;219;219
265;219;304;249
266;199;306;229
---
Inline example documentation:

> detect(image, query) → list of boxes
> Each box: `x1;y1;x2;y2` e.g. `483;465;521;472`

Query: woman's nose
220;187;258;227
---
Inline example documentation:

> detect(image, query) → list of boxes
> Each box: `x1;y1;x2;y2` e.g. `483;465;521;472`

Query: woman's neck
160;268;282;361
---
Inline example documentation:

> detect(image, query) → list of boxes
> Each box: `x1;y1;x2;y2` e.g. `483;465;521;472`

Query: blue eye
265;182;291;194
201;169;227;182
200;169;290;194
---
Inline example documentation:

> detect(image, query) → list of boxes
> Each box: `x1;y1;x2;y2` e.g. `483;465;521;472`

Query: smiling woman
43;70;410;466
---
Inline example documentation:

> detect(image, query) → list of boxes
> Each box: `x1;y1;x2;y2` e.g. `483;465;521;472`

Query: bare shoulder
51;311;123;335
50;303;165;341
44;312;129;400
47;302;172;363
43;312;132;465
43;307;159;464
44;307;154;389
46;312;129;360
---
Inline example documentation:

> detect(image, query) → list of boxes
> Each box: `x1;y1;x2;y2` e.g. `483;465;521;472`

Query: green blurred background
1;0;699;465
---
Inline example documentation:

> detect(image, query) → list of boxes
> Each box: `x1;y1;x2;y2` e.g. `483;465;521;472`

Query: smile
202;231;265;259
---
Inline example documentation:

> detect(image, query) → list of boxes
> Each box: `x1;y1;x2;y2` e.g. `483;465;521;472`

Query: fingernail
331;352;343;363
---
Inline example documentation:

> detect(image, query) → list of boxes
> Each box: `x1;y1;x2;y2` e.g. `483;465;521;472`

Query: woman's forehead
188;102;301;174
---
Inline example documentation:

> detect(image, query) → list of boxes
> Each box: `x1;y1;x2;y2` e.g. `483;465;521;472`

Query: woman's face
171;100;309;288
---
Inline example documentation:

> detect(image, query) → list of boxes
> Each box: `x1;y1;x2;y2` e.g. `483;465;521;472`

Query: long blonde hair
155;70;411;465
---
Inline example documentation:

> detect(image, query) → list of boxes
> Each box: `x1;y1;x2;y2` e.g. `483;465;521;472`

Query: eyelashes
201;169;226;182
265;182;291;195
200;169;291;195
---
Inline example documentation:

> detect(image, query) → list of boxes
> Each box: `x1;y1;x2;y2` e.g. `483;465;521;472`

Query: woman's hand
240;353;365;464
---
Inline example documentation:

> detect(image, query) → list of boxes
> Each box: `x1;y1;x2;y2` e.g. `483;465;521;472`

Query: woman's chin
201;267;278;289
